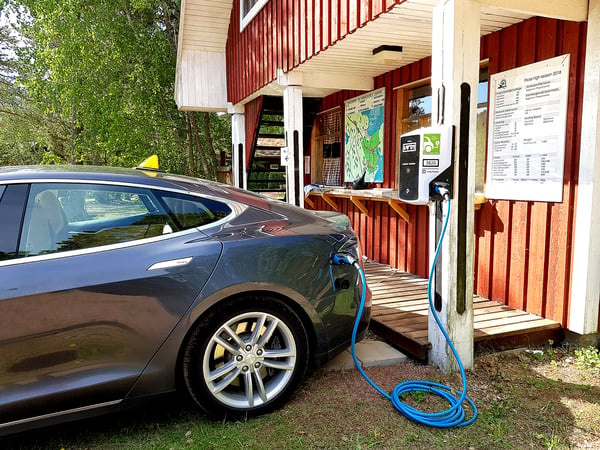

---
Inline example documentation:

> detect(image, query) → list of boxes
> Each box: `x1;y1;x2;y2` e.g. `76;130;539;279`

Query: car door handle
147;257;193;271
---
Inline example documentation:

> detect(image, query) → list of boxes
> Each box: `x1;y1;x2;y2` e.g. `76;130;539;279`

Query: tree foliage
0;0;230;179
1;6;67;165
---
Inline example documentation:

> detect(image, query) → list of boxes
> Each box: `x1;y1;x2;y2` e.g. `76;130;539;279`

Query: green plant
481;401;513;443
574;345;600;373
401;389;427;403
540;432;561;449
488;400;510;420
403;432;422;445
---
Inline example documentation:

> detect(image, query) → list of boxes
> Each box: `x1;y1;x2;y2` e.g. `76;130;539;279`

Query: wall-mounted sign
485;54;570;202
344;88;385;183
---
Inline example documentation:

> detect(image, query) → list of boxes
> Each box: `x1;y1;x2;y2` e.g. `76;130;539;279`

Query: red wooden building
175;0;600;364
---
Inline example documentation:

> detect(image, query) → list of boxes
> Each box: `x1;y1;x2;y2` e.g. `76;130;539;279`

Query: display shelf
305;187;410;223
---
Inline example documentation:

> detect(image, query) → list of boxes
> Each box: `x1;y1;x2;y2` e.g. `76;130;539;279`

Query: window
312;108;342;186
157;191;231;230
0;184;28;261
18;183;232;258
475;67;489;191
240;0;268;30
401;84;433;134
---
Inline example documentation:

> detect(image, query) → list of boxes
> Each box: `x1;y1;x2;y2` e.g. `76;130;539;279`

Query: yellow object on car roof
137;154;159;170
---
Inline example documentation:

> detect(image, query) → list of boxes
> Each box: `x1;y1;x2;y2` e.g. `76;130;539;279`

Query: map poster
486;54;570;202
344;88;385;183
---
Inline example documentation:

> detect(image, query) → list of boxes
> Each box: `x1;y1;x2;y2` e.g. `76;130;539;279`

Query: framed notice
485;54;570;202
344;88;385;183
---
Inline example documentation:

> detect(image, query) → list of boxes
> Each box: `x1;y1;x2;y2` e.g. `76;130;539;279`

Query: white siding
175;50;228;112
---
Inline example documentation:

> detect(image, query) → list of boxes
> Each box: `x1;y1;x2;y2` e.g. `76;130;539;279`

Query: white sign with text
486;54;570;202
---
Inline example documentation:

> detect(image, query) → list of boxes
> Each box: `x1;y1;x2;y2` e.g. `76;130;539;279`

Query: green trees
0;0;230;179
1;9;65;165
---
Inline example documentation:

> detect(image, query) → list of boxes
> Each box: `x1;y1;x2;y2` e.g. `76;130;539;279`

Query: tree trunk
202;112;219;179
157;91;187;171
186;112;196;176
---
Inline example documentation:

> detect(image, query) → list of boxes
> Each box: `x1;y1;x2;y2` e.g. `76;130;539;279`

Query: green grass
3;345;600;450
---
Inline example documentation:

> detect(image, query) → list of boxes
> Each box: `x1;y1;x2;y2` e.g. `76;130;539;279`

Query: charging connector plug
331;252;358;266
433;183;451;201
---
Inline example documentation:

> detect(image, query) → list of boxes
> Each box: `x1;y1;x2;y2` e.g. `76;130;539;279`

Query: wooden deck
364;261;564;361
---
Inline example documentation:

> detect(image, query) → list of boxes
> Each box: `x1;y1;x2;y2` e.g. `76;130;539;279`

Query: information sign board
486;55;570;202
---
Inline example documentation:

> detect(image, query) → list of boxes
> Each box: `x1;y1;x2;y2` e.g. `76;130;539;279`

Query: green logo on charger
423;133;441;155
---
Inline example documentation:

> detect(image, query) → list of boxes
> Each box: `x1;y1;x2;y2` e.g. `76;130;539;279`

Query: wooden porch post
429;0;480;372
229;104;246;189
282;85;305;207
570;0;600;336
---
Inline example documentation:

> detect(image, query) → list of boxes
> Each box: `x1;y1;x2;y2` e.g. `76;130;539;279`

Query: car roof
0;164;216;191
0;164;307;215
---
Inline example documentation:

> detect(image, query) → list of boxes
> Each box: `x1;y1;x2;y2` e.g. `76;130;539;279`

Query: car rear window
155;191;231;230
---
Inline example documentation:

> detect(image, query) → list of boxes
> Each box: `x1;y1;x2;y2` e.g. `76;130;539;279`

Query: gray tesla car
0;165;371;435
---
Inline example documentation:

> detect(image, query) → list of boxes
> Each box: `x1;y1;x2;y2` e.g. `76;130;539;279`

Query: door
0;181;226;423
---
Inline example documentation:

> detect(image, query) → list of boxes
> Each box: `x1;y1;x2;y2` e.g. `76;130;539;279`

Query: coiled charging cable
342;198;478;428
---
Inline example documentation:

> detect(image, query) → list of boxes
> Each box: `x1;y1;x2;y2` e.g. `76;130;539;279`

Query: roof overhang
175;0;233;111
176;0;589;110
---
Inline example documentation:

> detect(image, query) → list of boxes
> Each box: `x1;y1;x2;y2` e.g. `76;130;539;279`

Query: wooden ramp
364;261;564;361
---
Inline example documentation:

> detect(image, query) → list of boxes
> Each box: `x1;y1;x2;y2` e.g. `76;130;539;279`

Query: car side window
0;184;29;261
155;191;231;230
19;183;177;257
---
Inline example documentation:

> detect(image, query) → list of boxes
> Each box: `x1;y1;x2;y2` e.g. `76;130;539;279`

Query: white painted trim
227;103;245;114
298;71;374;92
240;0;268;31
231;112;246;189
278;68;374;92
283;86;304;207
277;69;303;87
478;0;588;22
569;0;600;335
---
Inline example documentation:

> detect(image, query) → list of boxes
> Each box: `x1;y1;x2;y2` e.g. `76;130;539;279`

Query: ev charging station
398;0;480;374
394;0;480;375
398;126;454;205
331;0;480;426
398;125;468;373
342;124;478;427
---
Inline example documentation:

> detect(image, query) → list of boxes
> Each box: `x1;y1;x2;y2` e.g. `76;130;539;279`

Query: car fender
125;278;327;399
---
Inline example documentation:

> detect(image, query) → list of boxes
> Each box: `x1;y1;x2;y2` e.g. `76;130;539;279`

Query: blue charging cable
338;198;477;428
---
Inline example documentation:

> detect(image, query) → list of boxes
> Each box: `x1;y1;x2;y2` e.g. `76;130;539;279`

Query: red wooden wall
226;0;404;105
308;58;433;279
244;97;263;168
306;17;587;328
476;18;587;328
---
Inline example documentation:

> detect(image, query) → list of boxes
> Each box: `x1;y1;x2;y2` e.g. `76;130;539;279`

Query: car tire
182;296;309;419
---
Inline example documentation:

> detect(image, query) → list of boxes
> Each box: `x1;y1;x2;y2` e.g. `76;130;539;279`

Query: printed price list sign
486;55;570;202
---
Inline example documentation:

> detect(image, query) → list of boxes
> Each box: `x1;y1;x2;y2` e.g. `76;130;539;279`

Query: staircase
247;96;321;200
247;97;286;199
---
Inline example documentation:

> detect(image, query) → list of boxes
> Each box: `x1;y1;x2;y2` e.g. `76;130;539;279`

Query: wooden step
364;260;563;362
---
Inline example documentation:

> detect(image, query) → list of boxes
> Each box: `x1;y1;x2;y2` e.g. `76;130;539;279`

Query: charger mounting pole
427;0;480;373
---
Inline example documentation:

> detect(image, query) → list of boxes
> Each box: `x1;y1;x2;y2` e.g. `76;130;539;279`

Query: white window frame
240;0;268;31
